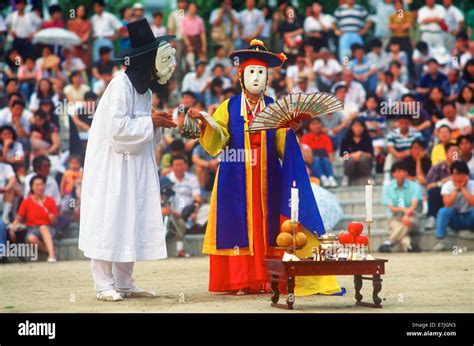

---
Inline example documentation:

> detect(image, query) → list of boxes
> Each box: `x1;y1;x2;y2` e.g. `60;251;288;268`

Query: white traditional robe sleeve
79;71;167;262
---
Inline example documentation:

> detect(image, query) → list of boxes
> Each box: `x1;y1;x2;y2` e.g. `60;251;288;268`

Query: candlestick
291;180;299;222
365;180;373;222
365;220;375;260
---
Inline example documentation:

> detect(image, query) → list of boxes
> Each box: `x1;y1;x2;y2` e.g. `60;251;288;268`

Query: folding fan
248;92;344;132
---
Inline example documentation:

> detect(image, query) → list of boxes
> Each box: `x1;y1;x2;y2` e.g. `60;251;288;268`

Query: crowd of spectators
0;0;473;260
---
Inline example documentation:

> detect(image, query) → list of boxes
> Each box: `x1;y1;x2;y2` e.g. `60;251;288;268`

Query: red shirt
301;132;333;155
17;196;58;227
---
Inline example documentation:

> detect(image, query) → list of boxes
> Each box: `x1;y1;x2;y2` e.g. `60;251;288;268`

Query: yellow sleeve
275;128;287;159
199;99;230;157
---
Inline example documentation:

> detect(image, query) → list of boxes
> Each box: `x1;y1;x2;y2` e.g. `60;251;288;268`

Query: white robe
79;71;167;262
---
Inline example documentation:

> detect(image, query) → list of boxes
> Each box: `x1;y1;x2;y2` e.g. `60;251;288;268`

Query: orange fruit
295;232;307;247
276;232;293;247
281;220;297;234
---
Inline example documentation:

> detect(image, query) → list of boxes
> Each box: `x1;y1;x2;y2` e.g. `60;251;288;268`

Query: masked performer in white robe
79;19;177;301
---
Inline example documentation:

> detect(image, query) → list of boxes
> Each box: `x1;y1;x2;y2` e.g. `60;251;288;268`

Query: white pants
90;259;136;293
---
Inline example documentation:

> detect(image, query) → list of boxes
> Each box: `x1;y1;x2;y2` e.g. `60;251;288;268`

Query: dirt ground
1;252;473;313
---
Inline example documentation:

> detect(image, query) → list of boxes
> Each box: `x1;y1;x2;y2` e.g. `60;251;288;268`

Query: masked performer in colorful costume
188;40;341;295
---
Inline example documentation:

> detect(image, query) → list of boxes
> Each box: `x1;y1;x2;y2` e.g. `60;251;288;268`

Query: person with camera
163;154;202;258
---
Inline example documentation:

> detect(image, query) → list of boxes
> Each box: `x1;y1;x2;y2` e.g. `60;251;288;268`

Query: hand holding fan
248;92;344;132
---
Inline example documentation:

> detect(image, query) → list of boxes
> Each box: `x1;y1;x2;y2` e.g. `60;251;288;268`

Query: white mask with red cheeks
243;65;267;94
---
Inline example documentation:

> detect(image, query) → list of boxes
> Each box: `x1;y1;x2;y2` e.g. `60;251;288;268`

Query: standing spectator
435;102;472;140
303;3;329;52
402;139;432;187
151;11;167;38
389;0;414;58
167;0;188;80
333;0;372;62
431;125;453;165
301;117;338;188
260;5;273;51
42;5;64;29
5;0;42;58
369;0;395;48
456;85;474;118
442;0;465;52
383;117;423;185
209;0;239;54
434;161;474;251
426;143;460;229
313;48;342;92
10;175;58;262
457;135;474;179
90;0;123;63
340;118;373;186
278;5;303;65
239;0;264;48
182;2;207;72
417;0;447;51
379;161;422;253
67;4;92;70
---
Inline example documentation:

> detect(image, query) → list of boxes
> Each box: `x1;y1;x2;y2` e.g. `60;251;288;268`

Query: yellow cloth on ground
294;229;342;297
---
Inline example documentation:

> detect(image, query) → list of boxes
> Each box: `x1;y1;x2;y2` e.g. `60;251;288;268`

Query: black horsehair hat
115;18;175;60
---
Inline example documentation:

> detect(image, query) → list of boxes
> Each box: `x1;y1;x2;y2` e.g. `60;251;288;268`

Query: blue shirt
382;179;422;216
418;72;447;89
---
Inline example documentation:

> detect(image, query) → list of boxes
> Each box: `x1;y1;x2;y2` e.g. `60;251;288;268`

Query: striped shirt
386;128;422;152
334;4;368;33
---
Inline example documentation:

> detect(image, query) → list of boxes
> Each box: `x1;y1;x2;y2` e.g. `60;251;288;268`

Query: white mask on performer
155;42;176;85
243;65;267;94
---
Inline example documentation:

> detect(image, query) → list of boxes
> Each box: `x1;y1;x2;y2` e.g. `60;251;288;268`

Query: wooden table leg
372;274;383;307
354;274;363;304
270;275;280;304
286;275;295;310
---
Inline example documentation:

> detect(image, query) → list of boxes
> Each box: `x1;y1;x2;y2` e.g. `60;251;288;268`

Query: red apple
348;222;364;237
355;235;368;246
338;232;355;244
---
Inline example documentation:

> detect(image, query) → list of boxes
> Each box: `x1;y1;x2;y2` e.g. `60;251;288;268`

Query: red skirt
209;140;280;293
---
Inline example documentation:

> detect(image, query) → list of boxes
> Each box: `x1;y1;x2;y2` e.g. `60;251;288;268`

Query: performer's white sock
2;202;12;223
176;241;184;252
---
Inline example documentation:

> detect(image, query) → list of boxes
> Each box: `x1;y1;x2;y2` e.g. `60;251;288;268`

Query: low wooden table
265;258;388;310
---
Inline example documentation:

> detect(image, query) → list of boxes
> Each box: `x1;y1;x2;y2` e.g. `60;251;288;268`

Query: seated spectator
18;56;39;101
24;156;61;206
387;41;409;84
30;110;60;157
293;74;318;94
313;47;342;92
164;154;202;257
36;46;63;81
416;58;447;95
401;93;432;144
181;61;209;102
10;175;58;262
0;161;17;224
61;48;87;81
348;43;377;93
204;77;224;111
435;102;472;140
37;98;60;129
151;11;166;37
166;91;198;152
423;86;445;126
331;69;366;111
210;64;232;89
73;91;97;143
366;38;390;75
376;71;409;104
64;71;90;104
60;154;83;215
402;139;432;187
359;95;386;158
286;55;314;93
426;143;460;229
441;68;467;102
456;85;474;119
92;46;117;89
434;161;474;251
301;117;338;188
339;118;373;186
0;125;25;166
380;161;422;253
0;97;31;140
431;125;453;165
207;45;233;74
160;139;185;176
462;59;474;89
319;107;346;152
192;144;219;194
457;135;474;179
29;78;60;113
0;78;20;109
383;117;423;185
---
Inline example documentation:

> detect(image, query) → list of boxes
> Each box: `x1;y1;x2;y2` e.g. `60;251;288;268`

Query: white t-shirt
444;5;464;33
64;84;91;103
441;180;474;213
286;65;312;84
239;9;264;37
0;107;32;135
0;162;15;203
167;171;200;213
304;16;324;33
182;72;210;94
6;11;42;38
91;11;123;38
417;5;446;33
151;25;167;37
313;58;343;84
435;116;471;135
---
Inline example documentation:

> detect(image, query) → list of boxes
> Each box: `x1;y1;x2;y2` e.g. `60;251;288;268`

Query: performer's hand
187;108;204;122
151;109;177;129
289;120;300;132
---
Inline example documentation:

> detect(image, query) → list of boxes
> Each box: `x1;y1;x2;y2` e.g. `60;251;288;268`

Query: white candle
291;181;299;222
365;180;373;222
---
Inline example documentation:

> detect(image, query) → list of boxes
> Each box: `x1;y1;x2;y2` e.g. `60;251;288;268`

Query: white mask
243;64;267;94
155;43;176;85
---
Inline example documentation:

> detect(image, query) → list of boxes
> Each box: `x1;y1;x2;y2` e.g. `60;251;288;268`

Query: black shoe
408;243;421;253
378;244;391;253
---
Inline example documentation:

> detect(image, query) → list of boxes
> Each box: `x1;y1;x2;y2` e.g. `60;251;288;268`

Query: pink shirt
181;15;205;37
